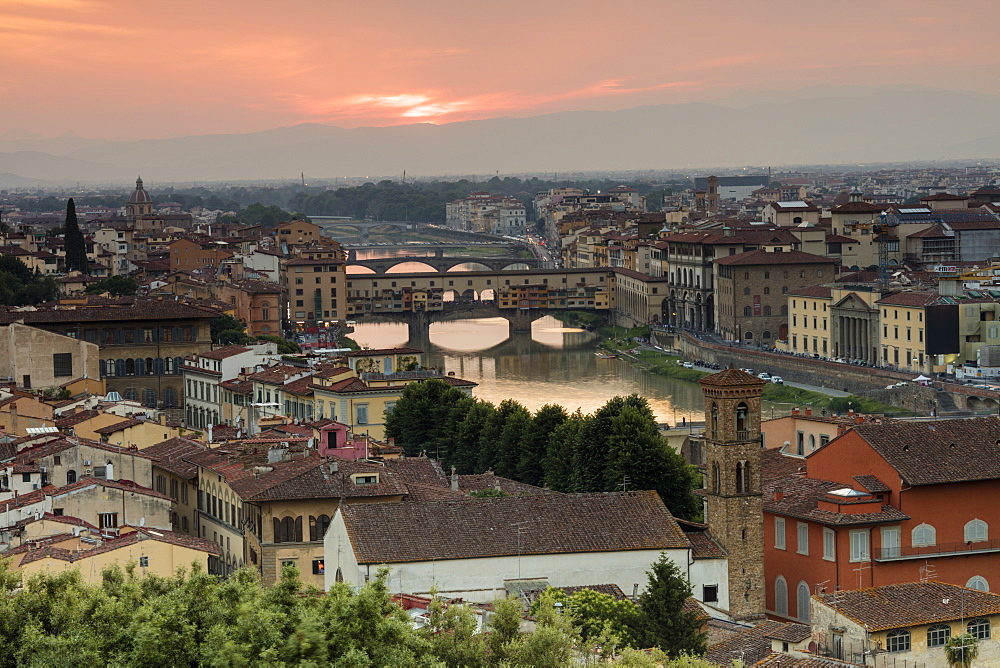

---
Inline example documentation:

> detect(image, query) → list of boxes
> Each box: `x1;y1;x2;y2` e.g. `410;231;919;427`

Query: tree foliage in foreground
384;381;701;520
0;256;58;306
0;558;721;667
85;275;138;297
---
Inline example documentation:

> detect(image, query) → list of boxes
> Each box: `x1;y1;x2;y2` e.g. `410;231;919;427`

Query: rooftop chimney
450;466;458;492
773;488;784;502
804;408;812;416
855;414;864;424
792;407;800;416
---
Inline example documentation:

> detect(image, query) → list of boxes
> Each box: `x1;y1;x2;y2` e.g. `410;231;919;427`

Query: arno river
349;316;710;424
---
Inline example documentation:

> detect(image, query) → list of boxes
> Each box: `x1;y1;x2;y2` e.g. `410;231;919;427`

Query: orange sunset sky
2;0;998;140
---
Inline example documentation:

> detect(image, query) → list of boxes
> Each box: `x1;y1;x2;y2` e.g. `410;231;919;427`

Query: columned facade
830;294;880;364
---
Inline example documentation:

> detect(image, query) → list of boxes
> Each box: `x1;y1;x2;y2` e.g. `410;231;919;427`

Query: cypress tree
64;198;88;273
636;553;708;656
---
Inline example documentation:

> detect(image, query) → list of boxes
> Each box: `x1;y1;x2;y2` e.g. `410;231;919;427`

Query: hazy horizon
4;0;1000;141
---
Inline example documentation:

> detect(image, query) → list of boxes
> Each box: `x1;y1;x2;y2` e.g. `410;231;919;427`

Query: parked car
770;376;784;384
757;372;771;381
740;368;754;375
682;362;694;369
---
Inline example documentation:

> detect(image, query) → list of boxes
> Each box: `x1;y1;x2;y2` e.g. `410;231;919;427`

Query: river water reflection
349;316;712;423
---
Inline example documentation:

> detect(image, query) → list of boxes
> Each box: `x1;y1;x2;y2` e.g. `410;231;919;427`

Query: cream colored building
812;582;1000;667
877;291;935;372
0;322;100;392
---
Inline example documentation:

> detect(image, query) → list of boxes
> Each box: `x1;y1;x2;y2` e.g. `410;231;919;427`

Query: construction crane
844;212;894;287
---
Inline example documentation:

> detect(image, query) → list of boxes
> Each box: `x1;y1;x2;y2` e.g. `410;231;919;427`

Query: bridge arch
386;262;437;273
967;395;999;412
446;261;492;272
500;262;531;271
346;265;376;274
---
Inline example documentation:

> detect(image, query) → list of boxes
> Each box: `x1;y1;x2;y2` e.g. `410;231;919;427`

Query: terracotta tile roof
457;472;553;496
4;533;78;555
94;418;144;435
0;299;218;325
381;457;446;487
54;409;101;428
403;481;468;501
699;368;767;388
852;475;890;493
832;201;885;214
714;249;836;267
281;375;316;396
230;455;407;501
245;364;308;385
14;437;157;464
686;531;727;559
219;378;253;394
198;345;251;360
763;622;812;643
851;417;1000;486
818;581;1000;632
0;488;47;513
341;491;689;564
875;291;938;307
705;620;786;666
18;528;221;565
825;234;857;243
144;437;208;480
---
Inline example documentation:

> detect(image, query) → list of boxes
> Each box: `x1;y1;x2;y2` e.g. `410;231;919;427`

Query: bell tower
699;368;766;620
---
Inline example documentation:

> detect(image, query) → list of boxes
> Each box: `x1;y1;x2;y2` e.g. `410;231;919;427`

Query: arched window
712;463;720;493
99;360;106;378
744;331;753;340
774;576;788;615
886;629;911;652
763;287;770;295
316;514;331;541
797;581;811;621
912;523;936;547
165;357;175;375
154;357;165;375
144;389;156;408
965;519;988;543
968;617;991;639
736;402;749;435
274;516;303;543
66;470;77;485
115;359;126;377
743;306;752;317
125;389;137;401
927;624;950;648
762;328;772;337
967;576;990;592
145;357;154;374
125;358;135;376
743;287;751;295
735;462;745;493
135;358;145;376
174;357;184;375
164;387;177;407
711;403;719;435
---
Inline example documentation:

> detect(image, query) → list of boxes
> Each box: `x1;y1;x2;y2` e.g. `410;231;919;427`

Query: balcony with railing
875;538;1000;562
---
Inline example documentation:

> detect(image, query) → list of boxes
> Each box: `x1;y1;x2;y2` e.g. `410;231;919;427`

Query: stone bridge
347;255;540;274
356;302;597;338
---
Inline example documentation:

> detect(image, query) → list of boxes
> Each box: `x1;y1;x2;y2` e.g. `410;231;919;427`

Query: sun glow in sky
2;0;998;139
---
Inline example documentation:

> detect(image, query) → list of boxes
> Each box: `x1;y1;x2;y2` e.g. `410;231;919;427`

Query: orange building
763;417;1000;624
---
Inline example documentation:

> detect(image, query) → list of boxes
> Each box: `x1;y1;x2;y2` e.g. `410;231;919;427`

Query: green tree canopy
0;257;58;306
210;314;253;346
384;378;474;459
63;198;89;274
256;334;301;354
636;553;707;657
85;275;138;297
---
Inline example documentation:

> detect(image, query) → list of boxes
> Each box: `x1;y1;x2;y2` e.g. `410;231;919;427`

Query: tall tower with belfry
126;176;153;220
699;367;766;620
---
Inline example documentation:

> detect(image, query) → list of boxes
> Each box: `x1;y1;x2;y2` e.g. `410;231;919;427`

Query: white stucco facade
325;510;711;605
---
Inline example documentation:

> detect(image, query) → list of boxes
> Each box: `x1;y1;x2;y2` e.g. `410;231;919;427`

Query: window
774;576;788;615
797;523;809;555
967;576;990;592
886;629;911;653
312;559;325;575
52;353;73;377
775;517;786;549
912;523;936;547
309;514;331;541
797;582;810;621
849;529;869;562
927;624;950;648
274;516;303;543
823;528;836;561
99;512;118;530
139;556;149;567
702;584;718;603
881;526;900;559
968;618;991;639
355;403;369;425
52;508;63;516
354;475;378;485
93;466;107;479
21;472;31;483
965;519;988;543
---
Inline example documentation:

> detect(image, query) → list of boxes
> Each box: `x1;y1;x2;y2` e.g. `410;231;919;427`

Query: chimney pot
855;414;864;424
804;408;812;416
773;488;784;501
792;407;800;416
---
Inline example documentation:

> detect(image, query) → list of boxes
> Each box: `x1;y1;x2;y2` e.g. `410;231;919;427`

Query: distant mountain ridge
2;89;1000;186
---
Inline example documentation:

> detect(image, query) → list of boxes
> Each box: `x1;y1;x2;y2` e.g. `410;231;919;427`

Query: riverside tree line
384;380;701;521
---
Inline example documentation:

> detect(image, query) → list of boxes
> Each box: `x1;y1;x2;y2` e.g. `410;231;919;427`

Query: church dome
128;176;152;205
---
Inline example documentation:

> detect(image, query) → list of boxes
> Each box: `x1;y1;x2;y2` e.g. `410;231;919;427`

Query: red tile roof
341;491;688;564
817;581;1000;632
18;528;222;565
714;249;836;267
699;368;767;388
143;437;208;480
198;345;252;360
